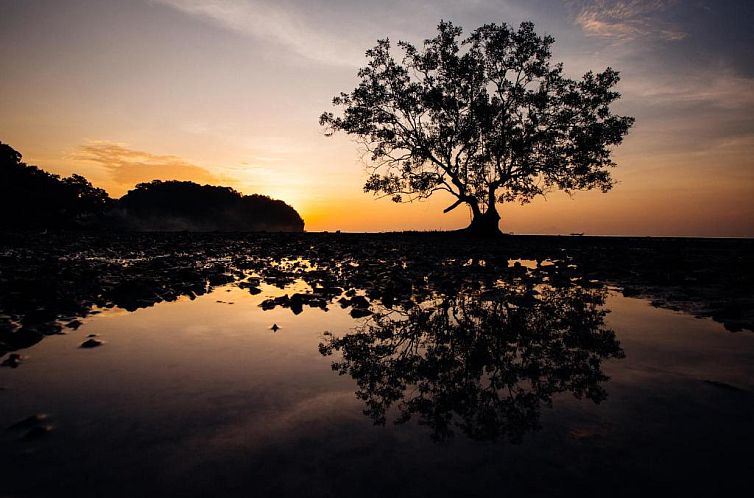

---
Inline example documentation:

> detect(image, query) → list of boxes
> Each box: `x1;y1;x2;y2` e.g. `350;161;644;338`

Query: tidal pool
2;280;754;497
1;233;753;496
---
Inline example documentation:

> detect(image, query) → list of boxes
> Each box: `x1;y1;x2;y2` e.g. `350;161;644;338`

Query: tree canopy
0;141;112;229
0;141;304;232
114;180;304;232
320;21;634;235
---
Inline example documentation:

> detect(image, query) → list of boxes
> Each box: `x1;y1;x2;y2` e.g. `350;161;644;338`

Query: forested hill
113;181;304;232
0;141;304;232
0;142;112;230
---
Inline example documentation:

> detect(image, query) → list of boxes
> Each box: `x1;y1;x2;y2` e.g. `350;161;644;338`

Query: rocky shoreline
1;232;752;358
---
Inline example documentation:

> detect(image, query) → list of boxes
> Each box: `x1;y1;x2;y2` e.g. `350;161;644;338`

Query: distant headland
0;141;304;232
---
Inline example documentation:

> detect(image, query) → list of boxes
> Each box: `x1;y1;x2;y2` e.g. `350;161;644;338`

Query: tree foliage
114;180;304;232
320;21;634;234
0;141;112;229
0;141;304;232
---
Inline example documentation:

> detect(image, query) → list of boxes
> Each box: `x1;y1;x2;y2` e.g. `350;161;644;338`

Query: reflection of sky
2;282;754;495
1;0;752;235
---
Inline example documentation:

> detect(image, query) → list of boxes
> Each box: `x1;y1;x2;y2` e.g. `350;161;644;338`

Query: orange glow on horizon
1;0;752;237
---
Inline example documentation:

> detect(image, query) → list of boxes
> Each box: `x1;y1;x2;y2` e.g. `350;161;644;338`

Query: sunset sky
1;0;752;236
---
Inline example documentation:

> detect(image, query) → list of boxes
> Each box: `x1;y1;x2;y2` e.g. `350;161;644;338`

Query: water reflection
320;281;624;442
2;234;753;496
1;233;750;360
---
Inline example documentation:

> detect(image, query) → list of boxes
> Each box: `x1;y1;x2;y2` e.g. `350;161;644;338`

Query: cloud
572;0;686;41
74;141;227;190
623;72;754;109
153;0;364;66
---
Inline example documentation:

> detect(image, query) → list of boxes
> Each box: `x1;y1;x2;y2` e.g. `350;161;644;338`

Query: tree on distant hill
0;141;111;229
1;142;304;233
113;180;304;232
321;21;634;236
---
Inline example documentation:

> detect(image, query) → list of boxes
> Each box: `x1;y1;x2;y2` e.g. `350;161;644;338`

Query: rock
239;278;261;288
380;290;396;308
309;298;328;310
260;299;276;311
622;286;641;297
350;295;370;309
703;379;747;393
65;319;83;330
207;272;234;286
239;280;262;295
109;278;161;311
7;414;49;431
22;424;54;440
350;308;373;319
260;295;290;311
22;321;62;336
79;338;104;348
1;353;25;368
289;293;305;315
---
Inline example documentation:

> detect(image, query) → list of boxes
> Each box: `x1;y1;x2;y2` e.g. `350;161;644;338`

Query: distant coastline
0;141;304;233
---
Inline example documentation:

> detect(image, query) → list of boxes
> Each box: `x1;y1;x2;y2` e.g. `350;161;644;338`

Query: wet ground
1;232;753;496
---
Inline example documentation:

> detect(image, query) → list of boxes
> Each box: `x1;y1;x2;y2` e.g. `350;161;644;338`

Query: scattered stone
239;280;262;295
79;338;104;348
270;323;280;332
350;308;373;319
7;413;55;440
289;293;305;315
568;427;603;440
622;286;641;297
260;295;290;311
350;295;370;308
703;379;747;393
22;424;54;440
1;353;26;368
65;319;83;330
7;414;49;431
207;272;234;286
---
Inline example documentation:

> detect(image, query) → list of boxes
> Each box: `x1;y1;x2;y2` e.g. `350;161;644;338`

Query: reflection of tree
320;282;624;442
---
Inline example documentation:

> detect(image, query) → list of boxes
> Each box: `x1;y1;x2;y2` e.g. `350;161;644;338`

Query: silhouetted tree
0;141;112;229
60;174;112;221
321;21;634;236
0;142;304;232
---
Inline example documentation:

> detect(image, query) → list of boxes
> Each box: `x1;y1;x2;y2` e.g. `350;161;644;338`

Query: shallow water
2;275;754;497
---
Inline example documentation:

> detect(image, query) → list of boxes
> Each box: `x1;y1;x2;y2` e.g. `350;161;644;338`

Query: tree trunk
465;204;502;237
